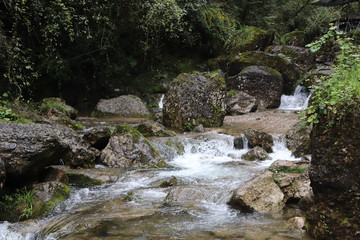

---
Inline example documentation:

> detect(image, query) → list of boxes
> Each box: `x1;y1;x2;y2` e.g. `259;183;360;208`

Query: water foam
278;85;310;110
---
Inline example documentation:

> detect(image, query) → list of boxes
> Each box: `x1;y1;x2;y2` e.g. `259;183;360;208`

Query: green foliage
0;188;35;220
304;26;360;125
226;90;240;98
270;166;309;174
0;102;16;122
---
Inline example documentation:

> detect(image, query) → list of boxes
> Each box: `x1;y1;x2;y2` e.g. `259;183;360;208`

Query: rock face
163;71;226;131
226;91;257;115
227;66;283;109
286;122;311;158
100;124;166;169
265;45;316;72
244;128;274;153
0;123;69;186
135;120;176;137
241;146;270;161
228;171;285;213
227;26;273;53
306;103;360;240
32;181;70;218
95;95;150;117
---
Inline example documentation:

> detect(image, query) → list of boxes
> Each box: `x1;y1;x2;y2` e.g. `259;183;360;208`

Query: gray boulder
82;125;116;150
227;66;283;109
228;171;285;213
163;71;226;131
226;91;257;115
0;123;69;186
163;187;205;206
241;146;270;161
265;45;316;72
244;128;274;153
286;122;311;158
100;124;166;169
94;95;150;117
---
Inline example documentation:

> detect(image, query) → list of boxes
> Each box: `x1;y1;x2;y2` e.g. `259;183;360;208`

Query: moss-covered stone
280;30;306;47
135;120;176;137
66;172;105;187
227;26;273;53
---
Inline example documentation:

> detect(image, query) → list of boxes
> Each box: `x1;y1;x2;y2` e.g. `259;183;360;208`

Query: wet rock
244;128;274;153
307;102;360;239
0;159;5;189
228;171;285;213
82;125;115;150
40;167;69;185
51;165;123;187
233;136;245;149
226;91;257;115
241;146;270;161
286;123;311;158
32;181;70;218
159;176;178;188
150;137;185;161
163;71;226;131
94;95;151;118
100;124;166;169
269;160;309;172
227;26;273;53
0;123;69;186
135;120;176;137
163;187;205;206
227;66;283;109
193;124;205;133
288;217;305;230
265;45;316;72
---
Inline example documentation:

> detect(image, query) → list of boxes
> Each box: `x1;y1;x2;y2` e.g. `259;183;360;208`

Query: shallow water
0;132;311;240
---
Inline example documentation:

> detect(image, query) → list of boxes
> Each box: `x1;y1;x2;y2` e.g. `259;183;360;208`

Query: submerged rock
244;128;274;153
135;120;176;137
228;171;285;213
226;91;257;115
163;187;205;206
241;146;270;161
159;176;178;188
32;181;70;218
94;95;151;118
163;71;226;131
227;66;283;109
100;124;166;169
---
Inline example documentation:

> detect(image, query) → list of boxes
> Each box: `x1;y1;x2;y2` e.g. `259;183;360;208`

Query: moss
270;166;308;174
226;90;240;98
66;172;105;187
116;123;143;143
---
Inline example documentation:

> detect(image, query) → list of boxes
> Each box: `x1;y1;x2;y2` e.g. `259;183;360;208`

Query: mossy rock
135;120;176;137
39;97;78;120
227;26;274;53
226;51;301;94
32;181;70;218
116;123;143;143
280;30;306;47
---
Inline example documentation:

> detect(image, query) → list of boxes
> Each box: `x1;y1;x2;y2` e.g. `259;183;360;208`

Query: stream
0;87;312;240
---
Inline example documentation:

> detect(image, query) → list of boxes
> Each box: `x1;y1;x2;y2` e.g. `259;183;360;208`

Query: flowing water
158;94;165;109
278;86;310;111
0;132;311;240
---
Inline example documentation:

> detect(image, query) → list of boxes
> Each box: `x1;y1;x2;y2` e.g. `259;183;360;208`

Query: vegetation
304;25;360;125
0;188;35;221
1;0;355;108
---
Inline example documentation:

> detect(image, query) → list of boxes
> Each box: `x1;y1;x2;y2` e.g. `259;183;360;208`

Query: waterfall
158;94;164;109
278;85;310;110
241;134;249;150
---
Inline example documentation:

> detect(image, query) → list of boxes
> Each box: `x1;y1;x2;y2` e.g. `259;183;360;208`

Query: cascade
158;94;165;109
278;85;310;110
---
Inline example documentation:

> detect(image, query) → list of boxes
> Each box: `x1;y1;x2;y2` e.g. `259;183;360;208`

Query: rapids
0;132;310;240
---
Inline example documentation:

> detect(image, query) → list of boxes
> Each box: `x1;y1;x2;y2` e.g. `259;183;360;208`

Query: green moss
270;166;308;174
226;90;240;98
116;124;143;143
66;173;105;187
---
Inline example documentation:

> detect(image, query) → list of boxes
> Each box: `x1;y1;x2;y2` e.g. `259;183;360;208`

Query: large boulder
286;122;312;158
228;171;285;213
38;97;78;120
226;26;273;53
306;103;360;240
241;146;270;161
163;71;226;131
265;45;316;72
82;125;115;150
99;124;166;169
211;51;301;94
244;128;274;153
227;66;283;109
0;123;69;186
135;120;176;137
226;91;257;115
94;95;150;118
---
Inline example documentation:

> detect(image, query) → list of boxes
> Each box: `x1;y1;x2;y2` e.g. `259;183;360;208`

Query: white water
158;94;165;109
0;132;302;240
278;85;310;111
